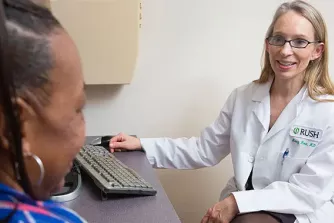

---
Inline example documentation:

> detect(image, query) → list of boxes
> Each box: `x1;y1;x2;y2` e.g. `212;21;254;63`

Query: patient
0;0;87;222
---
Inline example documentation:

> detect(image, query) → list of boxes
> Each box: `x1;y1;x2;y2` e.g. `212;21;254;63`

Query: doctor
110;1;334;223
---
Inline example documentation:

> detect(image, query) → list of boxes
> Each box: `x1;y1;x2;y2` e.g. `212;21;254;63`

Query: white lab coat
140;79;334;223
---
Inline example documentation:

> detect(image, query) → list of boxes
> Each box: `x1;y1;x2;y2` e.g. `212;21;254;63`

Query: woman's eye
276;37;285;42
270;36;285;44
76;105;85;113
295;39;307;45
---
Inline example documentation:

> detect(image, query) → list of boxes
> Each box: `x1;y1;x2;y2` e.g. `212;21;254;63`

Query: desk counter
64;137;181;223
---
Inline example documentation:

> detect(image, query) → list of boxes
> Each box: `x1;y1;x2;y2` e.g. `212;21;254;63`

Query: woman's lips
277;60;296;70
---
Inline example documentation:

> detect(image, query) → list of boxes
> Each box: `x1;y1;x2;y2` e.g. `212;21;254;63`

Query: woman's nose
280;42;294;56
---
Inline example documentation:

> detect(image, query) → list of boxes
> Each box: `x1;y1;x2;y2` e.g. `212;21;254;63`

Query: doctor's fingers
109;134;128;152
209;211;228;223
201;209;228;223
201;208;213;223
201;215;210;223
109;135;141;152
109;141;128;153
110;133;127;143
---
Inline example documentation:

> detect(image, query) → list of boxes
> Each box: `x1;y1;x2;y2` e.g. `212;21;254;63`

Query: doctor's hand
109;133;142;153
201;194;239;223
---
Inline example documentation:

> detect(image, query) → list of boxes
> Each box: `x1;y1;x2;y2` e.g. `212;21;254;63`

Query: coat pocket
279;156;307;182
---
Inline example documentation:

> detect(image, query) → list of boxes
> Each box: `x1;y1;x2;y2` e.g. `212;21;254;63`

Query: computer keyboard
75;145;157;199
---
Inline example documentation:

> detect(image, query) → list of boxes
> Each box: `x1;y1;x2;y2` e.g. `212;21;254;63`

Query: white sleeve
232;120;334;215
140;89;237;169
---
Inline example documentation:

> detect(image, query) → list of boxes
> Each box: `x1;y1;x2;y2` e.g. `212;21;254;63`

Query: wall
83;0;334;222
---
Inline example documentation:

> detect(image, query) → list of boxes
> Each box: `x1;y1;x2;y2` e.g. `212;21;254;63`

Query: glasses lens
268;36;285;46
291;39;308;48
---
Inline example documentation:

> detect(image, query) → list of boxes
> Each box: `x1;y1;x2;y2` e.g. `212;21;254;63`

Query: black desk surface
63;136;181;223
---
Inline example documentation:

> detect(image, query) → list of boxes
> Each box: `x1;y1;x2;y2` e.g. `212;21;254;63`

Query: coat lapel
251;79;307;144
263;85;307;143
252;80;272;141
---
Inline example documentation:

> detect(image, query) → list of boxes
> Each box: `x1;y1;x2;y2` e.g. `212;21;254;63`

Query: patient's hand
109;133;141;152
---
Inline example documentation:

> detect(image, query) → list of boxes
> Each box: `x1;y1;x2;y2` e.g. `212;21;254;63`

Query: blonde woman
110;1;334;222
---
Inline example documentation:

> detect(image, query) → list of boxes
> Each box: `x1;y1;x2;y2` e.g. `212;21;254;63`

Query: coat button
248;156;255;163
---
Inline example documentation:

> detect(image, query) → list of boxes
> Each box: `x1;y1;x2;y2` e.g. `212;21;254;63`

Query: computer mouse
90;135;113;147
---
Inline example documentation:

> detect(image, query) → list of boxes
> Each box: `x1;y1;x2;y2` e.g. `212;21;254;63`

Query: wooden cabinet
50;0;141;85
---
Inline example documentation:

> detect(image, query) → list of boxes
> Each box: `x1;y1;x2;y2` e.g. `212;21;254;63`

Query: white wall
83;1;334;222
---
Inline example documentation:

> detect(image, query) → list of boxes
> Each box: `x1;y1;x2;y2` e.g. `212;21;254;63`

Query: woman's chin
57;178;66;190
274;72;300;81
51;178;66;195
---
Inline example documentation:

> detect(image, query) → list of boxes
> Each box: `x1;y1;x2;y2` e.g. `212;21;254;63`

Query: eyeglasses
267;35;322;48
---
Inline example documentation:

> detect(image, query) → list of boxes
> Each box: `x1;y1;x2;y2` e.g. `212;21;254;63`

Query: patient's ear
0;98;40;152
15;98;39;154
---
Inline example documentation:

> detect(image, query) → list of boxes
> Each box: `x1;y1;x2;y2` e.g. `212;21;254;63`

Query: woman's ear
311;43;324;60
0;98;36;152
265;39;270;52
15;98;38;154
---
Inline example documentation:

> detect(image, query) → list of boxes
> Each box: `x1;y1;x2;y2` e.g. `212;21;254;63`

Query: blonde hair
256;0;334;101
